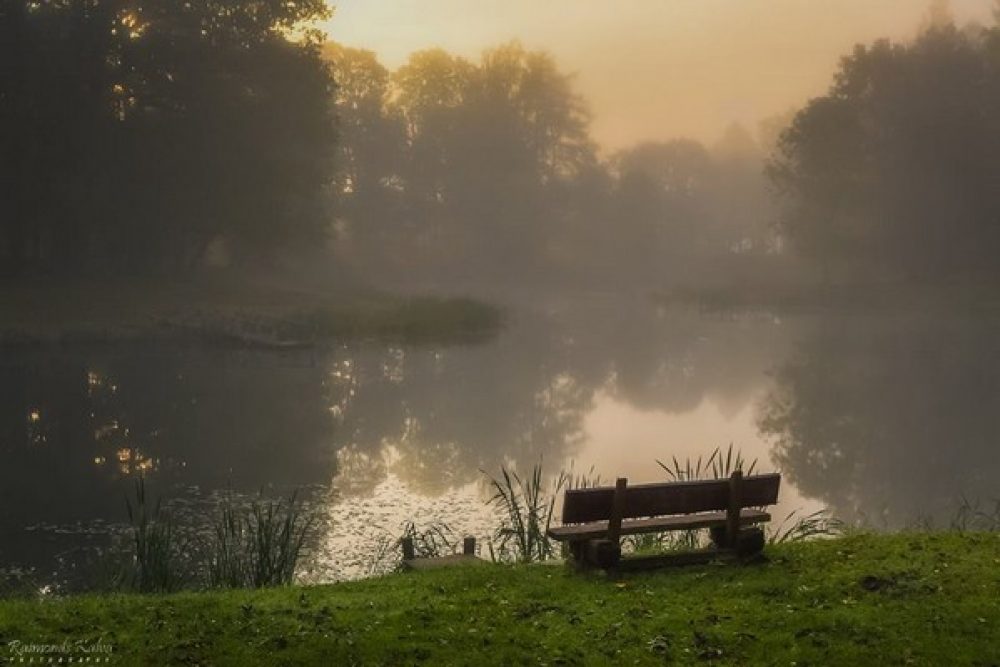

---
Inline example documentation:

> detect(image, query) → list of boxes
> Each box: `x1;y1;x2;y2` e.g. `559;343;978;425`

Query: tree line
330;4;1000;288
3;2;1000;287
327;41;776;286
770;12;1000;285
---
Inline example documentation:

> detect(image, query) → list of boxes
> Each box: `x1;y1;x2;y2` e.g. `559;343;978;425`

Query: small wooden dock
400;536;487;570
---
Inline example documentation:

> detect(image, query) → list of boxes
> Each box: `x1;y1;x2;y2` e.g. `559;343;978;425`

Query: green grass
1;533;998;665
0;276;502;346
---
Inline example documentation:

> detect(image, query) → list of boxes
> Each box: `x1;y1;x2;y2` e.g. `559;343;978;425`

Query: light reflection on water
578;390;822;520
306;474;499;581
1;297;998;590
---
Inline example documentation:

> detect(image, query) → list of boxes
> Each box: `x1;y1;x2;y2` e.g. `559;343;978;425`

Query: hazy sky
323;0;995;149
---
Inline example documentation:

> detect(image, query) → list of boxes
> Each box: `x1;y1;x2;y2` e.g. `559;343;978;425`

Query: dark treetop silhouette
1;0;334;276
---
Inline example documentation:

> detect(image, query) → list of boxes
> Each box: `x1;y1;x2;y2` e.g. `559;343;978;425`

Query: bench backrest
561;473;781;524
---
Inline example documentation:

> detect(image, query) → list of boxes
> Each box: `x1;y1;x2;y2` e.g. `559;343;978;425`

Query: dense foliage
328;8;1000;289
5;4;1000;289
0;0;335;276
770;20;1000;283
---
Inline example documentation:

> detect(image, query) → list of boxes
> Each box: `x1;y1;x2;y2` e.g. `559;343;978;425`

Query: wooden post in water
726;470;743;549
401;537;415;561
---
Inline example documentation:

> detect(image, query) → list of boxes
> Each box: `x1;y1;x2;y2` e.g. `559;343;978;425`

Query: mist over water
3;293;997;587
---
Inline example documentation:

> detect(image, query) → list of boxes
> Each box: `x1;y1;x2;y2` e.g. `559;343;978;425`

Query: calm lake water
2;294;998;589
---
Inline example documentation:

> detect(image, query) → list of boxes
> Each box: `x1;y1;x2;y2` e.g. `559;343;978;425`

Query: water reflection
0;348;337;579
323;298;788;497
758;312;1000;526
1;299;997;585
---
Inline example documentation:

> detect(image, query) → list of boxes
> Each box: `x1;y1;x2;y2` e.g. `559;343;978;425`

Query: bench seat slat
547;509;771;541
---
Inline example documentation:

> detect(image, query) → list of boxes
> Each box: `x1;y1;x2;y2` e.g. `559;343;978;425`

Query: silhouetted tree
613;140;714;272
325;43;406;258
327;42;597;280
769;22;1000;283
0;0;335;277
595;136;776;282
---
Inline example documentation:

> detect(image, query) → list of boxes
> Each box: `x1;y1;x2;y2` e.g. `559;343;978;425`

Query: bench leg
567;540;586;568
709;526;728;549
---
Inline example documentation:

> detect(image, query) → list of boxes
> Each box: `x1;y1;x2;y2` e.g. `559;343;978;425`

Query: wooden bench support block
737;527;765;556
585;539;621;569
711;526;765;555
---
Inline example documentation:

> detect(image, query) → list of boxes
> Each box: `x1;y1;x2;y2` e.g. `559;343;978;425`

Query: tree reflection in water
3;299;996;584
759;313;1000;527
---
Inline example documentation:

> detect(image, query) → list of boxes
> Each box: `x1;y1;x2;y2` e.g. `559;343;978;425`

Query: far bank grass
1;533;997;665
0;277;502;347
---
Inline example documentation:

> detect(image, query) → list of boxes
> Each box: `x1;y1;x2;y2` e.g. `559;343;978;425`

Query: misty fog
2;0;1000;591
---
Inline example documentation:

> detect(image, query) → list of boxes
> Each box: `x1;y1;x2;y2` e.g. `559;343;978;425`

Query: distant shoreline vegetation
0;280;503;348
657;271;1000;316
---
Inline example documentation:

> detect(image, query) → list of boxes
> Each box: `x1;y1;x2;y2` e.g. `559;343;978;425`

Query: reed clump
484;463;566;563
206;491;315;589
115;476;188;593
111;479;315;592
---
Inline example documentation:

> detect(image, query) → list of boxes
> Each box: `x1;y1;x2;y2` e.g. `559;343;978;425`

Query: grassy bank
1;533;997;665
0;277;502;347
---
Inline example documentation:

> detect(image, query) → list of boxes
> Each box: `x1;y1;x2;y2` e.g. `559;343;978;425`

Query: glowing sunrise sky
323;0;995;149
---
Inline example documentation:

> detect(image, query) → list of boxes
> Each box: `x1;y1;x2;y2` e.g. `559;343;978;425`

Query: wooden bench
547;471;780;570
